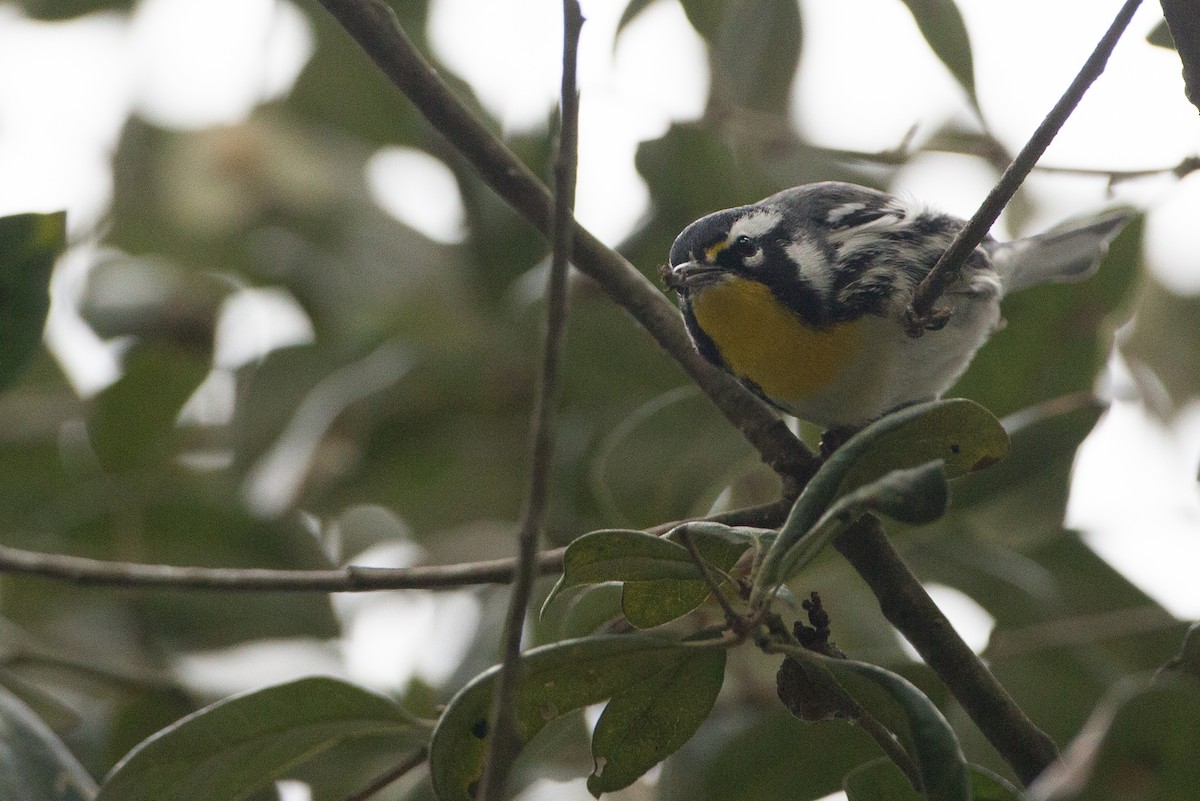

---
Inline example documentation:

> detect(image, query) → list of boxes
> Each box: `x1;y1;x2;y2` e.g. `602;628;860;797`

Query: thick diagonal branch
312;0;816;484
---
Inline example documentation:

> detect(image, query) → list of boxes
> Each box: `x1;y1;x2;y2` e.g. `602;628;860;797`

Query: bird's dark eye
729;235;758;259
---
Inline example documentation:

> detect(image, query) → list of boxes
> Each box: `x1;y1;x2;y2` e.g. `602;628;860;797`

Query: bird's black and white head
665;198;836;327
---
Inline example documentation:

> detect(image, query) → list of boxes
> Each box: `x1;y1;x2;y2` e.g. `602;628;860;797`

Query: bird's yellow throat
689;277;863;402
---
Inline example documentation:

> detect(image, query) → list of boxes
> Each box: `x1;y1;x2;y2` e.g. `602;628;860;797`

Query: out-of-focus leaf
844;759;1020;801
754;399;1005;600
678;0;724;42
1147;19;1176;49
13;0;133;20
96;677;424;801
616;0;657;41
1160;621;1200;680
1159;0;1200;112
659;707;881;801
1120;274;1200;418
429;634;725;801
87;343;210;474
1028;676;1200;801
711;0;802;115
0;212;64;392
844;758;921;801
622;523;767;629
953;214;1141;419
968;764;1023;801
898;0;976;101
0;685;97;801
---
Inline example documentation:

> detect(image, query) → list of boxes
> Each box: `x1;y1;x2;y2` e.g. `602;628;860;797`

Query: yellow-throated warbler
664;181;1131;429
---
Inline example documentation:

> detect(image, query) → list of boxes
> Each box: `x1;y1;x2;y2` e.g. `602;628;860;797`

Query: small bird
663;181;1131;431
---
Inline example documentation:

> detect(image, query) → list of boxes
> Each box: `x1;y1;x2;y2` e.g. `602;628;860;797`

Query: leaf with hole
429;634;726;801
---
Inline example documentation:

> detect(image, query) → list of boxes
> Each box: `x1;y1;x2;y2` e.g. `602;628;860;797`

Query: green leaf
0;211;64;392
775;645;968;799
968;764;1022;801
844;759;1018;801
15;0;134;20
622;524;768;629
429;634;726;801
97;677;423;801
544;525;765;628
588;644;726;795
547;529;700;604
1120;273;1200;417
845;460;949;526
616;0;658;41
822;658;969;801
954;213;1141;418
1029;676;1200;801
678;0;724;42
898;0;976;101
1147;19;1175;49
711;0;802;114
844;758;922;800
753;399;1006;601
771;461;949;584
0;685;97;801
87;343;210;473
1162;621;1200;680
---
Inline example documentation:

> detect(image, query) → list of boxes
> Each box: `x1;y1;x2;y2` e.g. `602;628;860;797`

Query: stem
477;6;582;799
834;516;1060;784
339;748;428;801
0;500;795;593
904;0;1144;333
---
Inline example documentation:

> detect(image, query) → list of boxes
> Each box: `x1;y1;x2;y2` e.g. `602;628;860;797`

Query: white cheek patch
785;238;833;297
728;209;783;241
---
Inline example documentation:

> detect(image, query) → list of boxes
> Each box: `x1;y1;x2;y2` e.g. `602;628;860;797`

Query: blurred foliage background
0;0;1197;799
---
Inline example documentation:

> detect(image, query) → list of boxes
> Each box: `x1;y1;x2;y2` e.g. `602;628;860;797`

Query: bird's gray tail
987;210;1136;295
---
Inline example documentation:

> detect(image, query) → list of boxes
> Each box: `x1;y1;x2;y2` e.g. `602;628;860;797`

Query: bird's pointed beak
663;260;723;292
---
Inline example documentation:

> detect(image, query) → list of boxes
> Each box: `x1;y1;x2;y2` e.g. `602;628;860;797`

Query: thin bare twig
0;541;566;591
904;0;1144;334
0;500;797;593
339;747;428;801
477;5;583;799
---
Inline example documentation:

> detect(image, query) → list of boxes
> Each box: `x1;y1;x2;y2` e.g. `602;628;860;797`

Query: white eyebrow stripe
825;202;866;225
785;238;833;297
728;209;783;241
